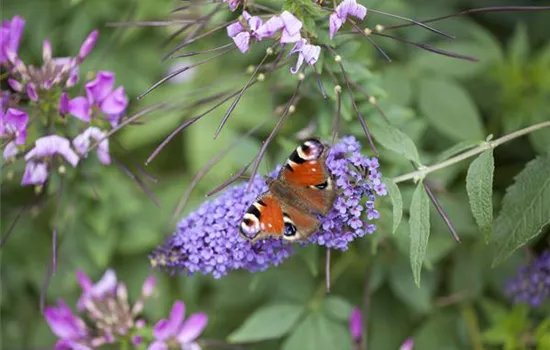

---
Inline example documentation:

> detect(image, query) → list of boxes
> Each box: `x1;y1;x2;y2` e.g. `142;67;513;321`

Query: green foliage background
1;0;549;349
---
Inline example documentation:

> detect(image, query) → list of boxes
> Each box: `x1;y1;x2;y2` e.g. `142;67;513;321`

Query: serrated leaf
383;178;403;234
370;120;421;163
409;182;430;287
228;304;305;343
418;78;485;141
466;150;494;241
435;140;480;163
492;153;550;266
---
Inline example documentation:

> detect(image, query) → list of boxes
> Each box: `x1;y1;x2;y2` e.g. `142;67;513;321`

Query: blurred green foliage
1;0;549;349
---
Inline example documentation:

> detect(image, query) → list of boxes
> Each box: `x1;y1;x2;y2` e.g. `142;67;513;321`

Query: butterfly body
240;138;337;243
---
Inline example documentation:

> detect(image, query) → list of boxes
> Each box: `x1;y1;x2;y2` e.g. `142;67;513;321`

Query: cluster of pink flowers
44;270;208;349
0;16;128;188
224;0;367;74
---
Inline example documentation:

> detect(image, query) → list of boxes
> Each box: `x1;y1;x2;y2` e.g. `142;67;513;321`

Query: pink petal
176;313;208;344
91;269;117;297
248;16;263;32
226;22;244;38
43;39;52;61
329;13;344;39
141;276;156;298
153;301;185;340
349;307;363;342
87;127;111;165
78;30;98;62
302;44;321;65
27;83;38;101
280;11;302;36
256;16;284;40
3;141;18;160
290;52;304;74
147;341;168;350
85;71;115;103
21;161;48;185
99;86;128;116
68;96;91;122
400;338;414;350
232;31;250;53
59;92;69;116
72;129;90;156
7;78;22;92
4;108;28;144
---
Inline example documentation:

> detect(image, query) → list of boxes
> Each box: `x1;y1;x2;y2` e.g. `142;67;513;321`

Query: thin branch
383;6;550;30
392;121;550;183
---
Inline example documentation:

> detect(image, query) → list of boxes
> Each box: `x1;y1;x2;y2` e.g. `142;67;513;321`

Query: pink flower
329;0;367;39
76;269;117;311
289;39;321;74
44;300;90;350
400;338;414;350
85;71;128;126
226;11;263;53
279;11;302;43
0;16;25;65
73;126;111;165
21;161;48;185
149;301;208;350
25;135;79;167
78;30;98;62
0;107;28;144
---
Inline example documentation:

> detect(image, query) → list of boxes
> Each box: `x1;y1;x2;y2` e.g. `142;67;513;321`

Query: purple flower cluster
223;0;369;74
505;250;550;307
0;15;128;188
150;136;386;279
45;270;157;349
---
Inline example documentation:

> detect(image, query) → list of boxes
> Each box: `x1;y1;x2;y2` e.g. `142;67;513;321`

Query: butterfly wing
240;192;319;243
277;138;337;215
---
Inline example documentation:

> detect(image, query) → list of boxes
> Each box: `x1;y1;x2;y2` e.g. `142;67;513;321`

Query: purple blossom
25;135;79;167
21;161;48;185
279;11;302;43
149;301;208;350
44;300;90;350
289;39;321;74
3;141;18;160
73;126;111;165
329;0;367;39
226;11;263;53
505;250;550;307
85;71;128;126
151;136;385;278
76;269;117;311
349;306;363;344
0;107;28;144
0;16;25;65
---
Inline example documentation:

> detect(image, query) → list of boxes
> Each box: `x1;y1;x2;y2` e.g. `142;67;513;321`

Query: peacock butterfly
240;138;337;243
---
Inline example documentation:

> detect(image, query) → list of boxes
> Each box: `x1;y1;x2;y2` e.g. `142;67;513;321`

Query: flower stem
392;121;550;184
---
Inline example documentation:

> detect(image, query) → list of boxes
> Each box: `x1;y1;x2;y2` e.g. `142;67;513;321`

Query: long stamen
171;43;234;58
114;159;161;207
246;78;303;191
423;182;461;243
367;8;455;39
349;22;391;62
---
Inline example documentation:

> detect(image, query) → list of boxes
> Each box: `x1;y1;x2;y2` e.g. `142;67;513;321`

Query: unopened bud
288;105;296;114
375;24;384;32
257;73;265;82
334;85;342;94
34;185;43;195
363;28;372;35
58;165;66;174
298;73;305;81
6;170;14;180
368;96;377;105
246;65;255;74
266;47;274;55
334;55;342;63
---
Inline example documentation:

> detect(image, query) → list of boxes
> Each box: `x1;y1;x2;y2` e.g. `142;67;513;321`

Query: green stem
461;304;484;350
392;121;550;184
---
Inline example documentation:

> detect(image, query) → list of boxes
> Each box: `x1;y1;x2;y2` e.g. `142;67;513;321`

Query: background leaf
466;150;495;241
492;152;550;265
228;304;306;343
370;119;421;163
384;178;403;234
418;77;485;141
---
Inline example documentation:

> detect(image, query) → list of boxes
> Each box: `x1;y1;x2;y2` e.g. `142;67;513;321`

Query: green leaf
413;311;461;350
283;313;351;350
434;140;480;163
389;257;435;313
370;119;421;163
535;320;550;348
228;304;306;343
418;78;485;141
383;178;403;234
322;296;353;321
409;182;431;287
466;150;495;241
492;153;550;266
508;23;530;65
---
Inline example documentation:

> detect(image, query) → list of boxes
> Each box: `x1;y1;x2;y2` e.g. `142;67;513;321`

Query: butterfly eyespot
314;181;328;190
284;222;297;237
240;214;261;240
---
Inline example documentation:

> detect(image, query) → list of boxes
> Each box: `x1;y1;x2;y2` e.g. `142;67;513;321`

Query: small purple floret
505;250;550;307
